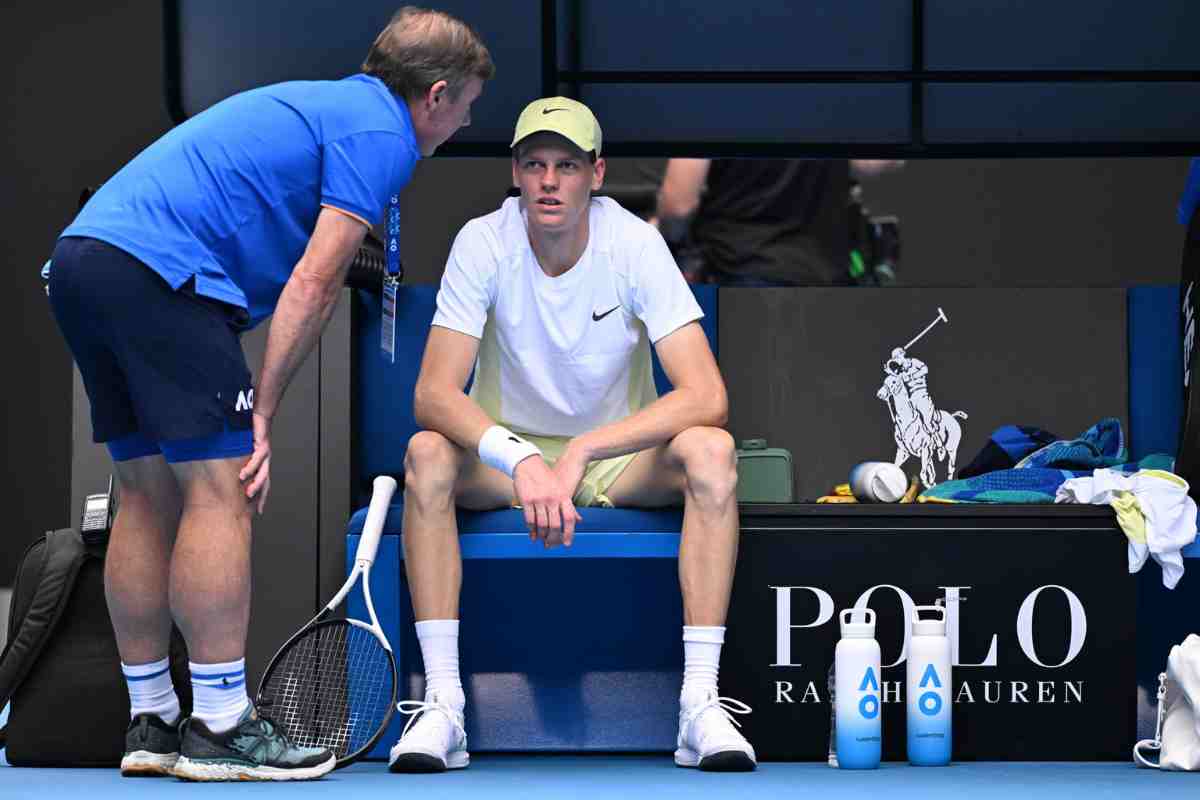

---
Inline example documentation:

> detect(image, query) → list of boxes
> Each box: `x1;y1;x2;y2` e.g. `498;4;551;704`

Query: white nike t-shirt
432;196;703;438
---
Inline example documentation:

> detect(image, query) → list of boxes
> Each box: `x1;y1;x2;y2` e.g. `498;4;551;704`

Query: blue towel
921;418;1158;504
958;424;1060;478
1014;417;1126;470
920;456;1173;504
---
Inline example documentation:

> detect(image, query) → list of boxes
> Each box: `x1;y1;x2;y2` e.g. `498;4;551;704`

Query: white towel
1057;469;1197;589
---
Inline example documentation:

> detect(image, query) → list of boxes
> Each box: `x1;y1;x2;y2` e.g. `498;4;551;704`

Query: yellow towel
1111;491;1147;544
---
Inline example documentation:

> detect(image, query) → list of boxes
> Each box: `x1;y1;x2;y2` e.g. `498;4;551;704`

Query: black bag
0;528;190;766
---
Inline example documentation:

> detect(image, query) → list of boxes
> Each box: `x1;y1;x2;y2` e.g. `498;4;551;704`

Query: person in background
653;159;904;286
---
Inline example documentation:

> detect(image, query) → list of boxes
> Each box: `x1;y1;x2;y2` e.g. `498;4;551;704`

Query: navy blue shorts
48;236;254;463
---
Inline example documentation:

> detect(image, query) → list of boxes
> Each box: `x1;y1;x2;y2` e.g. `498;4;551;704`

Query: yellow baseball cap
510;96;602;156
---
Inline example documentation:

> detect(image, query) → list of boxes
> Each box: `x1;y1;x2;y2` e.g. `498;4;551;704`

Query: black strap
0;529;88;714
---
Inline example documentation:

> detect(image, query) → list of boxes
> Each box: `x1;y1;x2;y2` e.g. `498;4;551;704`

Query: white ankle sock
190;658;251;733
122;657;181;725
682;625;725;703
416;619;464;708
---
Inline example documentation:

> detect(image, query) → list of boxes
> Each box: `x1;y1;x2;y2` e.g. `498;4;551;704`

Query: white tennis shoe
388;690;469;773
674;688;757;771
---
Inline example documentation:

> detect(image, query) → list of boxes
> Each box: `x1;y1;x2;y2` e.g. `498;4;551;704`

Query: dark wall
720;288;1130;501
858;158;1191;287
0;1;171;581
397;157;1192;287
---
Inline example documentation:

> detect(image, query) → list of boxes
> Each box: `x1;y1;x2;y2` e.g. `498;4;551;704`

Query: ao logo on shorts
235;389;254;412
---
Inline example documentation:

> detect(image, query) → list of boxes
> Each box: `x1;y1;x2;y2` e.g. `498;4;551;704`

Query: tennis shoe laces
388;689;468;772
675;688;757;771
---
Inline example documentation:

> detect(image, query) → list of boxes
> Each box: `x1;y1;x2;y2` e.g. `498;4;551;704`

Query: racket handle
356;475;398;566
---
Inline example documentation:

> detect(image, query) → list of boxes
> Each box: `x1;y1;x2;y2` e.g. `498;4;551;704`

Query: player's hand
513;456;581;549
239;411;272;515
550;445;589;547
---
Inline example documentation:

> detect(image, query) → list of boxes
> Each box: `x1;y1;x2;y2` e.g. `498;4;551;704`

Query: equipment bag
1135;634;1200;770
0;528;190;766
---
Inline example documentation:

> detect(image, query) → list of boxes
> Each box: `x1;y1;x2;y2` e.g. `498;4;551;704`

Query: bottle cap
912;604;946;636
839;608;876;638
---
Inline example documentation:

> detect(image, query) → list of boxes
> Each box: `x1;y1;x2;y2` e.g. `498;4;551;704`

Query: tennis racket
256;475;398;767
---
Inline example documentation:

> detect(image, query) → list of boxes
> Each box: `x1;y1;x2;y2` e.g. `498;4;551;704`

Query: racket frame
255;476;399;767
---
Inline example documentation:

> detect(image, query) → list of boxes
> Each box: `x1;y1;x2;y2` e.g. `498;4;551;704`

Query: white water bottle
907;604;952;766
835;608;882;769
849;462;908;503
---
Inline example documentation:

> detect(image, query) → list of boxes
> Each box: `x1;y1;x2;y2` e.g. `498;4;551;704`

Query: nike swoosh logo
542;107;568;115
592;306;620;322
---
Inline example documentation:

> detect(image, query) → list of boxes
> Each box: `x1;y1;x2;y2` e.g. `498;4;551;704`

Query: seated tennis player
389;97;755;773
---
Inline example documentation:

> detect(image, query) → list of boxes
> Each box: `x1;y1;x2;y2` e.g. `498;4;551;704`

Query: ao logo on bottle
859;667;880;719
917;664;943;716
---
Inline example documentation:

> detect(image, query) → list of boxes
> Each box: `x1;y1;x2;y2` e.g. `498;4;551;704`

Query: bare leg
167;456;254;664
606;427;740;627
106;455;183;665
402;431;513;621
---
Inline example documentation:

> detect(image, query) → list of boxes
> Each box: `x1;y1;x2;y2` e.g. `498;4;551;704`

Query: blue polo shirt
62;74;419;326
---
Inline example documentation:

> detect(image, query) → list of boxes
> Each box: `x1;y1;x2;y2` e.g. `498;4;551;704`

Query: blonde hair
362;6;494;101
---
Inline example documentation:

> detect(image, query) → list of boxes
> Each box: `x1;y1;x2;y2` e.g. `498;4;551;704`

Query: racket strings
259;622;394;757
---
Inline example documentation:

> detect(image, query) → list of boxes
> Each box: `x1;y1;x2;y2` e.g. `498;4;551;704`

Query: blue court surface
1;757;1197;799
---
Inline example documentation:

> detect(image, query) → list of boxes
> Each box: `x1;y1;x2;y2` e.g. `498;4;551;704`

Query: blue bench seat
346;504;688;757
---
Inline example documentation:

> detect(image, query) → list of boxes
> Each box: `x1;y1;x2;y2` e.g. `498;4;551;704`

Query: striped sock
122;657;181;724
190;658;251;733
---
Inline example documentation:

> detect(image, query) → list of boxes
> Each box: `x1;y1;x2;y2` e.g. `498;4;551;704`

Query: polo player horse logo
875;309;968;488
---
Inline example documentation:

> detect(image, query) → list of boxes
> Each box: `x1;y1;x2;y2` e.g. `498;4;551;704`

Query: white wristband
478;425;541;478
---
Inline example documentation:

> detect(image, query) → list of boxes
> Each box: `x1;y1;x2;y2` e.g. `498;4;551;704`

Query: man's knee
114;456;181;523
404;431;461;498
673;427;738;500
170;458;252;524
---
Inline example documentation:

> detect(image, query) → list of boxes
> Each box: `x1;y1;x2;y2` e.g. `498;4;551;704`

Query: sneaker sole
172;753;336;782
674;747;757;772
389;750;470;773
121;751;179;777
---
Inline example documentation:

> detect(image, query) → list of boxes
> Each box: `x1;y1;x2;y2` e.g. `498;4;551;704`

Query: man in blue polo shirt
46;7;492;782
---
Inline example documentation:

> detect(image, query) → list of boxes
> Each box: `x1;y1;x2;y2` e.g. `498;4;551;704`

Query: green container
736;439;794;503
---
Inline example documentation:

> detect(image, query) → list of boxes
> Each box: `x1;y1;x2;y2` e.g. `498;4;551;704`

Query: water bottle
849;462;908;503
835;608;882;769
907;604;952;766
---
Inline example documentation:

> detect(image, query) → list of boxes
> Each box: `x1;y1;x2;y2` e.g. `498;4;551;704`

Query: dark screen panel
926;1;1200;71
166;1;1200;155
171;0;538;143
176;1;391;116
564;0;911;71
581;83;909;144
925;82;1200;143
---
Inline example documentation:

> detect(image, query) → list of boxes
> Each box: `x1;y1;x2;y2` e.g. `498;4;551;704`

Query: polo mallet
904;307;949;351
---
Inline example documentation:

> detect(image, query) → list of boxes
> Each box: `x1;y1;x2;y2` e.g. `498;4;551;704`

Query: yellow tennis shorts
518;432;638;508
